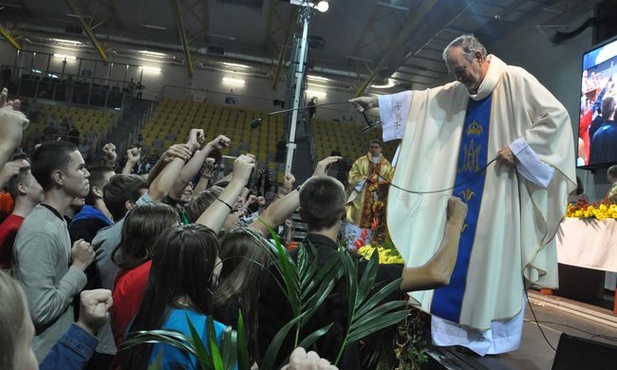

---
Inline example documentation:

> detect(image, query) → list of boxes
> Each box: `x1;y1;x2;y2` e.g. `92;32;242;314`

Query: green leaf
355;250;379;307
220;326;237;370
122;330;196;355
334;248;409;365
296;323;333;349
236;312;251;370
210;338;224;370
354;278;404;319
346;310;408;343
187;315;213;370
260;313;307;370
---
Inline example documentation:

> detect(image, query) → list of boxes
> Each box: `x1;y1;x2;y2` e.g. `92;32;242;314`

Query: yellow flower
358;245;404;264
567;200;617;220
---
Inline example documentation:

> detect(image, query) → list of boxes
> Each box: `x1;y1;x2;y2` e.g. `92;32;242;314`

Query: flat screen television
577;34;617;169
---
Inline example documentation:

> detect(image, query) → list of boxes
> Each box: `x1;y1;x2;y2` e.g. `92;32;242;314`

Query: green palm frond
121;314;241;370
187;317;213;370
335;249;408;365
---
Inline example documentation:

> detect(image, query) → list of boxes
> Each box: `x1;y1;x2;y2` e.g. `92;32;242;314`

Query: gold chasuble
346;153;394;233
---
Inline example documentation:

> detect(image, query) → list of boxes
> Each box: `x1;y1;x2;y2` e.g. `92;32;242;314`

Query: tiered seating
311;118;398;161
141;99;396;185
25;103;119;145
140;99;284;164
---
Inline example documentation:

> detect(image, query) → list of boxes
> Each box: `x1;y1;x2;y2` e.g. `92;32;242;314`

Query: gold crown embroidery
466;120;483;136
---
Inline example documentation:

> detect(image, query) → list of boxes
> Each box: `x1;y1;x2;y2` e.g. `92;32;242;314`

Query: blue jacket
40;324;98;370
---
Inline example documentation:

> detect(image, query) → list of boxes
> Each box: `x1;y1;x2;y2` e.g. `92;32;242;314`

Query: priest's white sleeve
509;138;555;188
378;91;412;142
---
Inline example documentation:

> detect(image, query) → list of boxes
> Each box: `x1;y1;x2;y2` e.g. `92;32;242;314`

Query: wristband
216;198;233;211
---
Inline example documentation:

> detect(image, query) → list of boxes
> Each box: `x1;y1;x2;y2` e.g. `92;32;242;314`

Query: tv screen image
578;35;617;168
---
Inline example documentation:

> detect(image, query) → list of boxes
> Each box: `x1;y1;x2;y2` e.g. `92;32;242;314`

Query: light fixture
223;62;250;69
305;89;327;97
50;38;82;45
315;0;329;12
139;66;162;73
53;53;76;61
139;50;168;58
307;74;330;82
288;0;329;13
371;78;396;89
139;23;167;30
222;77;246;86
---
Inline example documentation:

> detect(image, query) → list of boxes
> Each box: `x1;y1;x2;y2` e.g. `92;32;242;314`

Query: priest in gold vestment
344;140;394;247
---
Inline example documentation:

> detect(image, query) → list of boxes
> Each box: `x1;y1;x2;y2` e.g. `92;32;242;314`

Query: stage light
315;1;329;12
287;1;329;13
222;77;246;86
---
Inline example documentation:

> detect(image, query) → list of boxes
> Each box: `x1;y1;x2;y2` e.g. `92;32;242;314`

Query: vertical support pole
284;5;312;175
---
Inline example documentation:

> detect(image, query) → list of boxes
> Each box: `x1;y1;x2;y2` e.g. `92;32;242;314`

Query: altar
556;218;617;313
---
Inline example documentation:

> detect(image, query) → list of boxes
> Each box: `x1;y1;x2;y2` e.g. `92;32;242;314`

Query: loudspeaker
593;0;617;44
552;333;617;370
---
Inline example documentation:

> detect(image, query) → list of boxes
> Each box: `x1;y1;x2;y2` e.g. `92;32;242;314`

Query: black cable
524;287;558;352
386;158;497;194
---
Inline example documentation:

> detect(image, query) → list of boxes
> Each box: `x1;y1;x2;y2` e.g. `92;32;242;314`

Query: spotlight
315;1;329;12
287;1;329;13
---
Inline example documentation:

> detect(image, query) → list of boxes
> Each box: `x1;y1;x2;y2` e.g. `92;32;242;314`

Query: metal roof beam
353;0;440;97
64;0;109;63
0;26;21;50
171;0;194;76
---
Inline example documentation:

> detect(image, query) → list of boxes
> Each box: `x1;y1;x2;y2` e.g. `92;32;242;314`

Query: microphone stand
250;100;353;128
250;100;378;131
249;99;379;172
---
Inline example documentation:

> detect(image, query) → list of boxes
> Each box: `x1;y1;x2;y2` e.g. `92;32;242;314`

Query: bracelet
216;198;233;211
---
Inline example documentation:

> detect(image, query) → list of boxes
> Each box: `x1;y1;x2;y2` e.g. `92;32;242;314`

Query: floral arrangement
566;199;617;220
358;244;404;264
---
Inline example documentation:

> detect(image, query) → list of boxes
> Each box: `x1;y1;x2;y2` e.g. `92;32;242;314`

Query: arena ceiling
0;0;604;93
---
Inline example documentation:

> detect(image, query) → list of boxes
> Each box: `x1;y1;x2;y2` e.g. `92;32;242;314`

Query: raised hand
187;129;205;152
164;143;193;162
313;156;342;176
446;197;468;223
102;143;117;164
281;347;338;370
0;158;29;188
207;134;231;150
126;147;141;164
0;87;23;111
77;289;113;334
283;173;296;192
0;88;29;151
232;153;256;184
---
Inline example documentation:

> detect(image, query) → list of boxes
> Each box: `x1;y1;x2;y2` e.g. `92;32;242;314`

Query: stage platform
424;290;617;370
